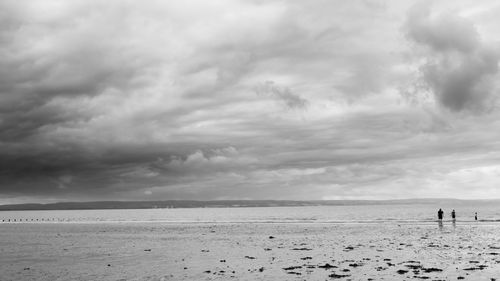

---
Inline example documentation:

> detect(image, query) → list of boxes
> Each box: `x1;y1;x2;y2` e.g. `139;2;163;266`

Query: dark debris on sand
405;264;422;270
187;226;500;281
397;269;409;274
318;263;337;269
291;247;312;251
463;265;488;271
422;267;443;273
328;273;351;278
283;266;302;271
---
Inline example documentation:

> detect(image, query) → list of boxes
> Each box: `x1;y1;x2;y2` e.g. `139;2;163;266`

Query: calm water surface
1;202;499;224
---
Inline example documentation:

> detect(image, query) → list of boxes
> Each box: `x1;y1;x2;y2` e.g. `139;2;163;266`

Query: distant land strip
0;199;499;211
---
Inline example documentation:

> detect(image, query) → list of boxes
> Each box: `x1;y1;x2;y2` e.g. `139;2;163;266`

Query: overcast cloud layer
2;0;500;203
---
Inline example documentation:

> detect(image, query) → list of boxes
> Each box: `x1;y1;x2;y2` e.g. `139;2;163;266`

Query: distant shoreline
1;198;499;211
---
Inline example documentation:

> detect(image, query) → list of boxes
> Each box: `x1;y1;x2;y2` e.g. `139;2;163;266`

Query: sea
1;201;499;224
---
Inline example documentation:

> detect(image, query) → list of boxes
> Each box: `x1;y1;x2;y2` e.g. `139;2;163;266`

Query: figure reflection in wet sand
451;209;456;228
437;208;444;230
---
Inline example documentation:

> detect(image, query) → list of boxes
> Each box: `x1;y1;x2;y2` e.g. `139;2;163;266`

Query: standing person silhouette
475;212;478;221
451;209;456;220
437;208;443;220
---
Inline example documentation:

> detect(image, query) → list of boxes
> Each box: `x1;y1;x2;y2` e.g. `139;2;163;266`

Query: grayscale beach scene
1;202;500;280
1;0;500;280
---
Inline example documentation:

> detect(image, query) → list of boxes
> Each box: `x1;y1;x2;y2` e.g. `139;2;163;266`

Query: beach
1;221;499;281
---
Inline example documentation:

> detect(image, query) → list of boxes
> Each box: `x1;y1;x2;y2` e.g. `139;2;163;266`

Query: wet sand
0;221;499;280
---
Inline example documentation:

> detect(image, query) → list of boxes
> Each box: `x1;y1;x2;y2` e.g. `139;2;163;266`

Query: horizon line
2;197;500;207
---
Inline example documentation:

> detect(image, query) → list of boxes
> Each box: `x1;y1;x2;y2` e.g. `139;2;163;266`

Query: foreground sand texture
1;222;499;280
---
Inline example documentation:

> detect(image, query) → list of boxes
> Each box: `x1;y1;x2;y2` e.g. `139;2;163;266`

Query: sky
1;0;500;204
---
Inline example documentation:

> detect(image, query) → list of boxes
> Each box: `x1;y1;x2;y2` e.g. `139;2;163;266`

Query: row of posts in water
1;218;91;222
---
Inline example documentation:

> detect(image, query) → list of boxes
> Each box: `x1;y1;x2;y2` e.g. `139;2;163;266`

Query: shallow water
1;202;499;223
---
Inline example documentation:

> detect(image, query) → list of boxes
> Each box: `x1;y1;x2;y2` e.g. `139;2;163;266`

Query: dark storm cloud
405;2;500;112
0;0;181;145
0;140;202;196
3;0;500;203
